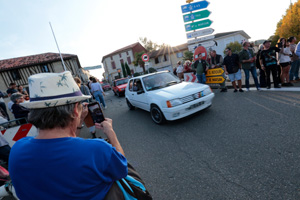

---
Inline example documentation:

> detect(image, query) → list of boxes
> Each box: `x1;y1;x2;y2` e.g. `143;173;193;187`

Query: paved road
80;87;300;200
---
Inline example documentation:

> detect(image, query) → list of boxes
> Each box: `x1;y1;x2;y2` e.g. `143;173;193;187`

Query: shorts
280;62;291;67
228;69;242;82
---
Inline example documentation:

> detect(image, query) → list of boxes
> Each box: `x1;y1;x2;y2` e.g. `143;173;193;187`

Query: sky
0;0;296;79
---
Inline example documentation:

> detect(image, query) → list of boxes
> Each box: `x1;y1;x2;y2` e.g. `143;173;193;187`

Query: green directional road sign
183;10;211;23
185;19;213;32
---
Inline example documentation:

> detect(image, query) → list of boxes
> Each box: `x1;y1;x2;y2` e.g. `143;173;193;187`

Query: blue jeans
289;60;300;81
196;73;206;84
243;66;260;89
93;91;106;108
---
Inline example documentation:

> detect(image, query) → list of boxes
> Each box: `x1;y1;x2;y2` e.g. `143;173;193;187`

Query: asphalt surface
79;86;300;200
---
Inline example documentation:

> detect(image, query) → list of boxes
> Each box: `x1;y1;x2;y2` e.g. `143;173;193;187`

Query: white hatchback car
125;71;215;124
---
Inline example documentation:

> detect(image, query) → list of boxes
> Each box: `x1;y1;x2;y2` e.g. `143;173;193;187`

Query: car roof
130;71;170;80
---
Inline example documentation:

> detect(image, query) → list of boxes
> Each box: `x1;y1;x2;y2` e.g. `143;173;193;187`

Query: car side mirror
137;90;145;95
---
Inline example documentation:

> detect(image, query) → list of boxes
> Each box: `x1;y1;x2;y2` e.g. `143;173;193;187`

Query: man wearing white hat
9;71;127;200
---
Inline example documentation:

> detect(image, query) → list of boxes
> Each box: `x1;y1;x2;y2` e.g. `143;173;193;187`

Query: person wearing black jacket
256;44;267;87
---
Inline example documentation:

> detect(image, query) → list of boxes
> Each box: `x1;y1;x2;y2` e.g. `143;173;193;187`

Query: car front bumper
161;93;215;121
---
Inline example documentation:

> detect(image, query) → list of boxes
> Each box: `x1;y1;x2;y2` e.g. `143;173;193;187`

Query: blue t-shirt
9;137;127;200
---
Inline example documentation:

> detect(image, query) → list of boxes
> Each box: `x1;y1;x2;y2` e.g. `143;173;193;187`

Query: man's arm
95;118;125;156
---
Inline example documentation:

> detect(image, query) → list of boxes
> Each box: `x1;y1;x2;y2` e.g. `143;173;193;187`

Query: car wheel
126;99;135;110
150;105;166;124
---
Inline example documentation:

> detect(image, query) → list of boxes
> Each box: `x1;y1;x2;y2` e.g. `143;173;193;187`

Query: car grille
179;91;204;104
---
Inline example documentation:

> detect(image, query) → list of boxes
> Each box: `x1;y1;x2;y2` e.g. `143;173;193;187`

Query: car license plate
186;101;204;110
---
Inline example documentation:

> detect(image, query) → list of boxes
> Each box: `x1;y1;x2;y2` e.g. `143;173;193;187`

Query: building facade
149;30;251;72
101;42;147;83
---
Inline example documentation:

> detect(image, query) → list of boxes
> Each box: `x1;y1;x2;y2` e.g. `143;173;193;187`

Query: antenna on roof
49;22;67;71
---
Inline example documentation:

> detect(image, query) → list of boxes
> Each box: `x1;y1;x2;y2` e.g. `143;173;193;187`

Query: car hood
148;82;209;99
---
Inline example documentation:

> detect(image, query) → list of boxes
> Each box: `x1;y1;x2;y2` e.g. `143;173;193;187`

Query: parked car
101;82;111;91
112;78;129;97
125;71;215;124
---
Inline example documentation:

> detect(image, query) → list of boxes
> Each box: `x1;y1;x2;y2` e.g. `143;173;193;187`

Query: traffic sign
188;40;216;51
141;53;149;62
206;68;224;77
206;76;225;84
185;19;213;32
186;28;214;39
183;10;211;23
181;1;210;13
187;35;215;44
193;46;207;61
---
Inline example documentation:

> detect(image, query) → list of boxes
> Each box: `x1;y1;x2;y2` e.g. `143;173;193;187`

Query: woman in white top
277;38;293;86
176;61;184;80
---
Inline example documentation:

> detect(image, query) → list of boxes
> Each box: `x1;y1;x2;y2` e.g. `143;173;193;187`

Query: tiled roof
0;52;77;71
102;42;141;61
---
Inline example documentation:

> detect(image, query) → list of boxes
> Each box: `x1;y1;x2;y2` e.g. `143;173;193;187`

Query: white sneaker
257;87;261;91
104;106;107;109
246;88;250;91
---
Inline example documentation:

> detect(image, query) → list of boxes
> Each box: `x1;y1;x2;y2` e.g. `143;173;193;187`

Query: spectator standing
90;78;107;109
209;50;227;92
0;91;10;121
289;36;300;82
191;53;209;84
74;77;97;139
256;44;267;87
6;83;17;97
277;38;293;86
295;41;300;57
239;41;260;91
17;85;29;100
10;93;30;120
260;40;282;89
183;60;193;73
223;47;244;92
176;61;184;80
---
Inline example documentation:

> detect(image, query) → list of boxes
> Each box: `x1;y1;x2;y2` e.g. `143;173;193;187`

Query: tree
139;37;160;52
268;35;280;47
275;1;300;40
183;51;194;61
125;62;131;76
121;62;127;78
133;51;146;73
223;41;242;55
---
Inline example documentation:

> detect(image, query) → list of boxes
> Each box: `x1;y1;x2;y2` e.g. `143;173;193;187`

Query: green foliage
133;51;146;72
183;51;194;61
268;35;280;47
133;72;141;77
148;67;157;73
121;62;127;78
223;41;242;55
125;62;131;76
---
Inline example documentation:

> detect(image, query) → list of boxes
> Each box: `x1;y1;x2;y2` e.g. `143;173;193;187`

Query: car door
131;79;149;110
126;79;136;106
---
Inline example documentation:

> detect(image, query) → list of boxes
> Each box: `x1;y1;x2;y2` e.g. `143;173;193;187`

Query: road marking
244;97;286;117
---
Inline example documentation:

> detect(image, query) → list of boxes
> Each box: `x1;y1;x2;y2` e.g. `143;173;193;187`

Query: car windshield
142;72;180;91
101;83;109;86
116;79;128;86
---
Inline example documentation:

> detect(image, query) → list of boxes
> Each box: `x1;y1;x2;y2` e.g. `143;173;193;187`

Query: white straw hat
21;71;91;109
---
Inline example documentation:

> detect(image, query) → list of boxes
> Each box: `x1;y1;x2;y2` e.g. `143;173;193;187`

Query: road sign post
183;10;211;23
185;19;213;32
181;1;210;13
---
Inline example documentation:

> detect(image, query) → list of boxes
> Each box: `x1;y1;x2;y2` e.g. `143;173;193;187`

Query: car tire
126;99;135;110
150;105;166;125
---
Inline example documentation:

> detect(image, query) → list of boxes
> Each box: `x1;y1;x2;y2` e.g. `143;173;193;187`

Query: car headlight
203;87;212;95
166;99;183;108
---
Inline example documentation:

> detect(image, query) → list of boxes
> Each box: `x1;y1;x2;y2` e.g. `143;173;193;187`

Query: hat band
30;91;83;102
